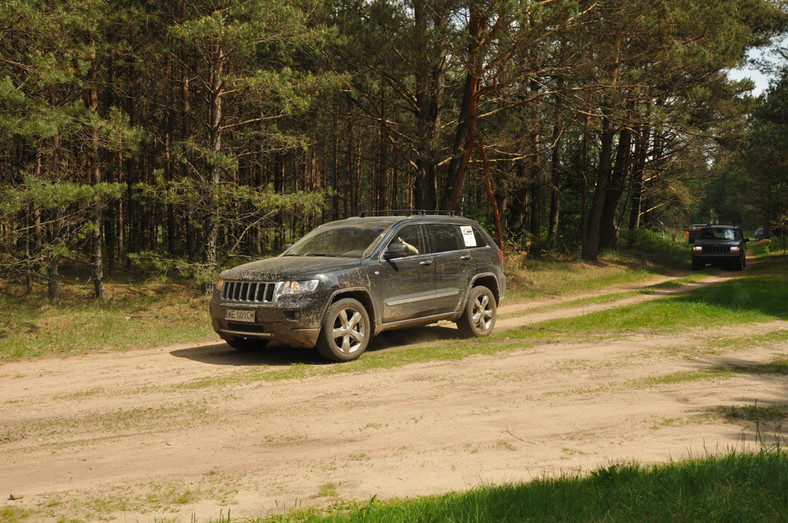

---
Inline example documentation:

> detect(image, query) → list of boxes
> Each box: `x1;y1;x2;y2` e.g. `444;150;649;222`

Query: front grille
703;245;732;254
222;281;277;303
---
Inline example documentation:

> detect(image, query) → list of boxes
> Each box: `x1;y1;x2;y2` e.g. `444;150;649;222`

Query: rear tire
225;337;268;351
457;286;497;337
316;298;371;362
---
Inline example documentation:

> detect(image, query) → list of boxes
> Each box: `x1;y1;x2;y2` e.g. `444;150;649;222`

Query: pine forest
1;0;787;301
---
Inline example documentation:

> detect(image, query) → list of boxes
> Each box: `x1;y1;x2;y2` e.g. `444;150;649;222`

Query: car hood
219;255;363;281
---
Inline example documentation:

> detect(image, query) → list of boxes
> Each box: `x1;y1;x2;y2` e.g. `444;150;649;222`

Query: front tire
457;286;497;337
316;298;371;362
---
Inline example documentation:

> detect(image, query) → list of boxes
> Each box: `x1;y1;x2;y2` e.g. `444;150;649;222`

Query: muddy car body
209;213;506;361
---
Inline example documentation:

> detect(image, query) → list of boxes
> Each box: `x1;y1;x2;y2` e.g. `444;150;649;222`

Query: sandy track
1;270;786;521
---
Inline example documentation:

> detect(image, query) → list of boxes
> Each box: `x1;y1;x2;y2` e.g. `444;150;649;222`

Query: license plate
225;309;255;323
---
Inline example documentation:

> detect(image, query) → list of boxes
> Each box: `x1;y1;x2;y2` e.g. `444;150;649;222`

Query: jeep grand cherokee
209;212;506;362
691;225;748;271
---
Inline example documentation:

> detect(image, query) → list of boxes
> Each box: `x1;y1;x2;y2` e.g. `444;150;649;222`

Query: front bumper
209;295;324;348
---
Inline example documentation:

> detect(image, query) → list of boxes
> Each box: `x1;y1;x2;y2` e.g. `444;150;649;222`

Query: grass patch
270;450;788;522
0;506;32;522
35;479;236;521
318;482;340;498
505;255;788;340
505;255;676;301
633;369;734;387
503;231;694;302
712;404;788;423
500;271;710;320
1;401;212;447
0;279;214;361
700;329;788;355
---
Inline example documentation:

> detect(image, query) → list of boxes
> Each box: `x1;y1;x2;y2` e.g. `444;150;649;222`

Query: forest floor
1;268;786;521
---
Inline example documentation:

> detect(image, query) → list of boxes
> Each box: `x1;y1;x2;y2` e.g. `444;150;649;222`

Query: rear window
470;226;489;248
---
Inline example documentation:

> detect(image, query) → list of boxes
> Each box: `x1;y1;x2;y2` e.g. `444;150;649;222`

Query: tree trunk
441;3;486;212
583;43;621;261
182;68;200;263
580;104;592;256
412;0;447;211
599;126;632;251
628;126;650;231
583;115;616;261
477;143;504;248
507;161;529;246
548;129;562;249
48;254;60;305
89;49;107;302
204;41;224;270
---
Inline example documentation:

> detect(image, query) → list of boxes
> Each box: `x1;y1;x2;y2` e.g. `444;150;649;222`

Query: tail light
498;251;504;265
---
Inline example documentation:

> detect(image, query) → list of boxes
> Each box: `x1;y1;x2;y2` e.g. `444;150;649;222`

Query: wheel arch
469;274;501;305
327;289;377;334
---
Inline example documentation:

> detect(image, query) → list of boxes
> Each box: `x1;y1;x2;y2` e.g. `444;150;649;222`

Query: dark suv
209;212;506;362
691;225;748;271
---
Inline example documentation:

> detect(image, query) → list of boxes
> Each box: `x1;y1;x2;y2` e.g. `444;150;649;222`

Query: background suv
691;225;748;271
685;223;707;243
209;212;506;362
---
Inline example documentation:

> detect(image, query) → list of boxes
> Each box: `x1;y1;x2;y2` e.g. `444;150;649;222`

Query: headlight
730;246;741;253
277;280;319;296
215;278;225;292
692;246;702;253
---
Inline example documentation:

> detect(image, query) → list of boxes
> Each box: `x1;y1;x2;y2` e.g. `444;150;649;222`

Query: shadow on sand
171;324;461;367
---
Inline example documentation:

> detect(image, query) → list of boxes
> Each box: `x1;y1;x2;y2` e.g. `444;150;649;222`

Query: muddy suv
691;225;748;271
209;212;506;362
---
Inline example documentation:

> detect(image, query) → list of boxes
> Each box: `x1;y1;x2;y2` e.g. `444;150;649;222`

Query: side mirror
386;242;411;260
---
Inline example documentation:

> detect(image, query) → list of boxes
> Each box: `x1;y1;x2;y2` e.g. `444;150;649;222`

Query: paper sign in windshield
461;226;477;247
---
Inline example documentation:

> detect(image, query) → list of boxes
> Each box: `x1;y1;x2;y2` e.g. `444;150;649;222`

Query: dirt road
1;271;786;521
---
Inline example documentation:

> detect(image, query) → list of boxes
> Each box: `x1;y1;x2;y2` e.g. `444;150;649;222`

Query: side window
427;224;462;253
390;224;425;255
473;228;489;248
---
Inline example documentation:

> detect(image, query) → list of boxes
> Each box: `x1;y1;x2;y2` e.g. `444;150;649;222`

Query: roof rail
358;209;457;217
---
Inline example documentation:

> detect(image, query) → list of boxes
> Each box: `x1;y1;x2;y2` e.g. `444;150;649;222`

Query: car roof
327;214;479;227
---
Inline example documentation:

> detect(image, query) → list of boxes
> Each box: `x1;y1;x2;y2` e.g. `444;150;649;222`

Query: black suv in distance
691;225;748;271
209;212;506;362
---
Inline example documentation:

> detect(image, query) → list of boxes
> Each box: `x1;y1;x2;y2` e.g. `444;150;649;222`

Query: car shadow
170;342;325;366
367;324;461;353
170;324;462;366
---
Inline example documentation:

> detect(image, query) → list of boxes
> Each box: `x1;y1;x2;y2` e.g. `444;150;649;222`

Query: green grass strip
505;255;788;339
282;450;788;522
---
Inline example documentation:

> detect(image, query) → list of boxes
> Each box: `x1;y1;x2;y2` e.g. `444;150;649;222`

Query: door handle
460;255;471;261
420;260;433;266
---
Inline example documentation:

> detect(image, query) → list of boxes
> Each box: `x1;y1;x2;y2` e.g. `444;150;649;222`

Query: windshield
698;228;736;240
285;222;388;258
